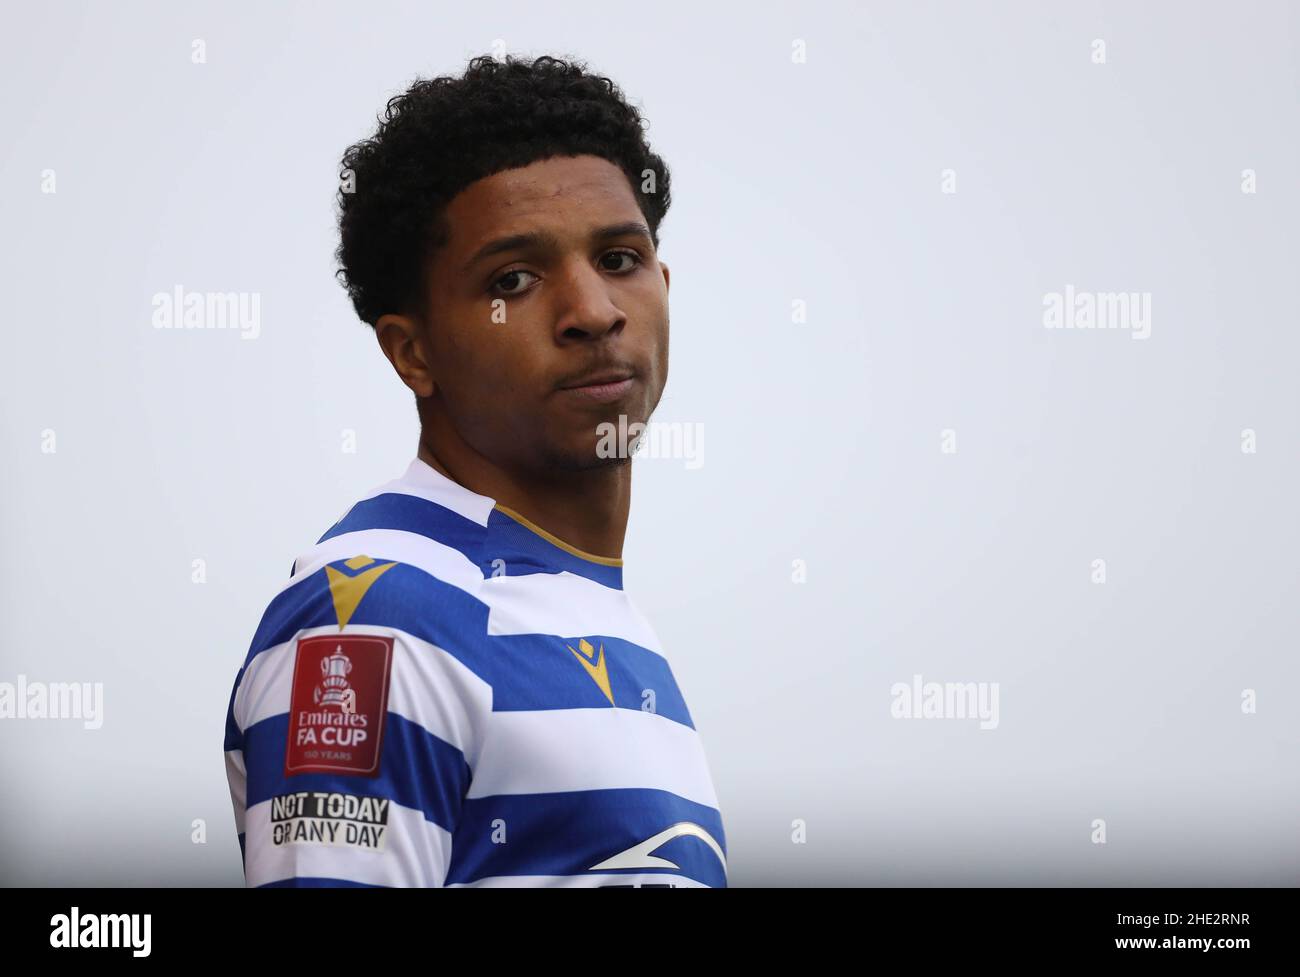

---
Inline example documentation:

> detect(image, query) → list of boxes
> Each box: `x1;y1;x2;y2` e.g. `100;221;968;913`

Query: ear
375;312;436;398
660;260;670;294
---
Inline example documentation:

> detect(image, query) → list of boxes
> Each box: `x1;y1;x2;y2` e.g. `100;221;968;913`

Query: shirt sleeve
224;615;475;887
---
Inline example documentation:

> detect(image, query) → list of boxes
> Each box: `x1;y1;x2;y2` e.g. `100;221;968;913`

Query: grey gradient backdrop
1;0;1296;886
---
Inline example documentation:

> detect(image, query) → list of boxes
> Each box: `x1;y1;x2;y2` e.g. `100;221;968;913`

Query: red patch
284;634;393;777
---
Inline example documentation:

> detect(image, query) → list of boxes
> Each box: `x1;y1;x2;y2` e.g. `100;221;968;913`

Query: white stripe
225;749;247;835
622;592;665;653
280;527;484;596
483;572;662;651
447;873;710;888
233;624;490;767
354;457;496;525
243;797;450;887
469;707;719;808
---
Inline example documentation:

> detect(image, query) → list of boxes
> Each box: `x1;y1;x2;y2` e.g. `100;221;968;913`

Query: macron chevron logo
324;556;396;629
566;638;614;705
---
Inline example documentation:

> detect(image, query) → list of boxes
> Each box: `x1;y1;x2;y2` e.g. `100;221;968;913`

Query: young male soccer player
222;54;727;887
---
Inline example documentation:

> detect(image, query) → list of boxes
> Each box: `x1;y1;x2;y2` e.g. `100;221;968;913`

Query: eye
489;268;539;297
600;249;643;273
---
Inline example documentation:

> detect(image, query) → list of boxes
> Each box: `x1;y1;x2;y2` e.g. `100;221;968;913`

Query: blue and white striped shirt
223;457;727;887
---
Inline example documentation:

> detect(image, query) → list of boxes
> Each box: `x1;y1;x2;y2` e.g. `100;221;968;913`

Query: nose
551;258;626;343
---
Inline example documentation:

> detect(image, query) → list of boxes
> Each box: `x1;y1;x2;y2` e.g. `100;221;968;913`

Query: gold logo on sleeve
324;556;397;630
566;638;614;706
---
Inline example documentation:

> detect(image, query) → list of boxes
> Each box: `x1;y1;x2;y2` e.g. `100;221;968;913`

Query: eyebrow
461;220;653;275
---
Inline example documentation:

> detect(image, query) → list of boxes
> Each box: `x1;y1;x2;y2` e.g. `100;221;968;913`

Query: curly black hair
334;53;672;328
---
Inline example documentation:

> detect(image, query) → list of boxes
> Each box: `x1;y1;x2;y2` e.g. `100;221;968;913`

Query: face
382;154;670;476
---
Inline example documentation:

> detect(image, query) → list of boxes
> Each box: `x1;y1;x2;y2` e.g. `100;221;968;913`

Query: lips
561;374;637;405
559;368;639;405
559;369;635;390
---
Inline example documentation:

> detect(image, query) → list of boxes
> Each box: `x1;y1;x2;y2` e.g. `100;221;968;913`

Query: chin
538;435;636;473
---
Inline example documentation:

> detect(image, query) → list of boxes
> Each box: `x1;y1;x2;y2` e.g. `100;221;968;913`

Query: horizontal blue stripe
319;492;623;591
486;507;623;590
473;632;695;726
241;562;487;669
447;788;727;888
242;571;342;668
320;493;486;564
239;562;695;728
257;877;386;888
242;712;469;833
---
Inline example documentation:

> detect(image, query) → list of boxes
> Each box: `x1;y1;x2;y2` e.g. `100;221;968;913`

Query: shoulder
241;552;487;673
228;551;494;765
244;468;497;665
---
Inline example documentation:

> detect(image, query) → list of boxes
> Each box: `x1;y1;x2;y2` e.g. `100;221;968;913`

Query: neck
417;424;631;562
